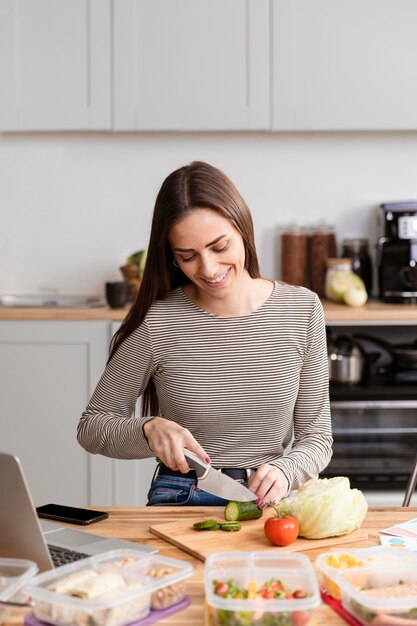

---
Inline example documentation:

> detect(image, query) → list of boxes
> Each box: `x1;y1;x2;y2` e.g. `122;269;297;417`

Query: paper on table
380;526;417;538
380;535;417;551
380;516;417;538
397;516;417;535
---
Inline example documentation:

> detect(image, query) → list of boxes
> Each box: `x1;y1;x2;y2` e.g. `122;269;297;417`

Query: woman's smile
201;267;231;286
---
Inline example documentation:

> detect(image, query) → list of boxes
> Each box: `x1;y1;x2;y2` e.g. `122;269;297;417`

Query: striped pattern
77;281;333;489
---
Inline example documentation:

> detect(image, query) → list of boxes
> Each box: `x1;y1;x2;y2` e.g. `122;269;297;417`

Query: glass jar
280;226;308;286
325;258;354;302
342;238;373;295
309;225;337;297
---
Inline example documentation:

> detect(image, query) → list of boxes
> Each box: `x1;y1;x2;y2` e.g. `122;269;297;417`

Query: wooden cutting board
149;510;368;561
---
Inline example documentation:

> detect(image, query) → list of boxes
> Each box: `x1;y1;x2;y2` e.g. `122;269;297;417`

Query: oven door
321;400;417;491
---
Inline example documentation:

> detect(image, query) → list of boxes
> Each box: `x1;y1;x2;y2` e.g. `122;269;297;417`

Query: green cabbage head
274;476;368;539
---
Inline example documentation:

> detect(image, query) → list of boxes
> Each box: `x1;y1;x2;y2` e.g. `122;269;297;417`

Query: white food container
205;551;320;626
0;558;38;626
315;547;380;600
25;549;193;626
317;547;417;625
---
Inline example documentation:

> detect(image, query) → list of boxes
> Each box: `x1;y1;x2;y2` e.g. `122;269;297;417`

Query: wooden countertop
0;297;416;323
0;305;130;321
5;506;417;626
322;299;417;325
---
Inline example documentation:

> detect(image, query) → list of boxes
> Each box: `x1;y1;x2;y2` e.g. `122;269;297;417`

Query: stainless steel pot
328;335;366;384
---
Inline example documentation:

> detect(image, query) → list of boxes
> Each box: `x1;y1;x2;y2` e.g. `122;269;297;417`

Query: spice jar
342;238;373;295
325;258;354;302
309;225;337;297
280;226;307;286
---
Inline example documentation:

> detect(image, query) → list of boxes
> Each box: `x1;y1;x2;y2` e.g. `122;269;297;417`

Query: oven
320;375;417;499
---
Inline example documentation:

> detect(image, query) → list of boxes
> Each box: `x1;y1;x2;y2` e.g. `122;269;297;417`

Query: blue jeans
146;474;239;506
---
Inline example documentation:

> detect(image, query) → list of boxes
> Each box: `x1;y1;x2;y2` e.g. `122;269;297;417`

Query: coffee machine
378;202;417;303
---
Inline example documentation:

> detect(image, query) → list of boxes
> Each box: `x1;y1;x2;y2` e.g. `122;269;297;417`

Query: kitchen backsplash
1;130;416;295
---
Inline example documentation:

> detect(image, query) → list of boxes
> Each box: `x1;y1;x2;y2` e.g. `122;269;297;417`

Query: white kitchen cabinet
105;323;157;506
273;0;417;130
0;320;109;506
113;0;270;131
0;0;111;131
0;319;156;507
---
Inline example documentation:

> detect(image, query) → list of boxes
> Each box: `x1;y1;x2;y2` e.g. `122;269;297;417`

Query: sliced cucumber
219;522;241;532
193;519;220;530
224;501;263;522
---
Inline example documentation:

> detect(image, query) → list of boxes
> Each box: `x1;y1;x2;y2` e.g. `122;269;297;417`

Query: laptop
0;452;158;572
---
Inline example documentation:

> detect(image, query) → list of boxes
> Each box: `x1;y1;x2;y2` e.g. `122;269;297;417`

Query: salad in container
205;551;320;626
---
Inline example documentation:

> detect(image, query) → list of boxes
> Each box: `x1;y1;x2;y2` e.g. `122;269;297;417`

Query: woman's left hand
248;464;289;506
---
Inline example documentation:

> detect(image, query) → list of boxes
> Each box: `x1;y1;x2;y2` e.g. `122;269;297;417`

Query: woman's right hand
143;417;210;473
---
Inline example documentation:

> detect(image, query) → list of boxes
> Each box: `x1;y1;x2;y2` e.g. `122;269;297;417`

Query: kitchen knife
183;449;257;502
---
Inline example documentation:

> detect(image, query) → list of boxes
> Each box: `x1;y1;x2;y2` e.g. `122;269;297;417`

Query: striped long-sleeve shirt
77;281;333;489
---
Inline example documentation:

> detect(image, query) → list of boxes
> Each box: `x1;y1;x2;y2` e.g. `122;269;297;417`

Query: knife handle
183;449;209;479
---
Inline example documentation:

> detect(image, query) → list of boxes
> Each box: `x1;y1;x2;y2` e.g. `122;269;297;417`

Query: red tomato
271;581;284;591
214;582;229;596
264;515;299;547
292;610;310;626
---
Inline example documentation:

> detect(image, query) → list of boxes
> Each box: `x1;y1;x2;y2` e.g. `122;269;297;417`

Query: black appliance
322;375;417;492
378;202;417;303
322;331;417;493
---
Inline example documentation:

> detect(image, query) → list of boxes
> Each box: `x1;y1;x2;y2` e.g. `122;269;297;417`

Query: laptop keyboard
48;544;90;567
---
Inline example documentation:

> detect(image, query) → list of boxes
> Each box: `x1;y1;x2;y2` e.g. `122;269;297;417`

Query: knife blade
183;449;257;502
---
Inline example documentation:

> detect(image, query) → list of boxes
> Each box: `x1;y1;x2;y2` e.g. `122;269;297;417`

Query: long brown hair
109;161;261;416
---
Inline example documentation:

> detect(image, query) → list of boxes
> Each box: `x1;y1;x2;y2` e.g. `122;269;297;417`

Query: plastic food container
315;548;378;600
0;558;38;626
25;549;193;626
317;547;417;625
205;551;320;626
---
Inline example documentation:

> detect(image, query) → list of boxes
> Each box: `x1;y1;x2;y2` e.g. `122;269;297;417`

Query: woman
77;161;332;506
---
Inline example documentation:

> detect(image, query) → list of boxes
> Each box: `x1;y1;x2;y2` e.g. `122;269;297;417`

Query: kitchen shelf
322;299;417;326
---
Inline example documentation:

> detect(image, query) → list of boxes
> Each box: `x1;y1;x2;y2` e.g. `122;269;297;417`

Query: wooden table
5;506;417;626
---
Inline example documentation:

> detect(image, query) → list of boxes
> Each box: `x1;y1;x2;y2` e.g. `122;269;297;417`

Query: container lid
205;551;320;612
0;558;38;602
381;201;417;212
316;547;417;612
342;238;369;248
315;546;382;579
310;223;335;234
279;224;307;235
325;257;353;267
25;550;193;611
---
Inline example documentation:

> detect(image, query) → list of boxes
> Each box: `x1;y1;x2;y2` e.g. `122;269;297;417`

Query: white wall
1;130;417;296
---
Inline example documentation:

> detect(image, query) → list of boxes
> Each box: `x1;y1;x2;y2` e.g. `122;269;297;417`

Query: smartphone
36;503;109;525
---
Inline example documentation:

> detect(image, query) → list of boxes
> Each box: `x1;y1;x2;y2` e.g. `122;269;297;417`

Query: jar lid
279;224;306;234
342;238;369;247
310;224;335;234
326;257;353;267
